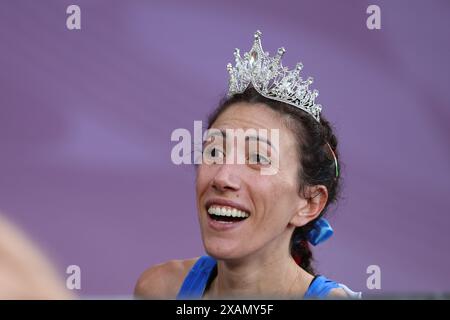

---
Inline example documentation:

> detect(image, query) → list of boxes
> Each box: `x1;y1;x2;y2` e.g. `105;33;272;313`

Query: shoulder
327;284;362;299
134;257;199;299
327;287;350;299
310;275;360;299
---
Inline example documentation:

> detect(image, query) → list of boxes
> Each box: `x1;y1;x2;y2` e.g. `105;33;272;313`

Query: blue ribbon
307;217;334;246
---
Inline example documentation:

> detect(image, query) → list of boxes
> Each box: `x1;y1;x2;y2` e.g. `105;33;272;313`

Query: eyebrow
204;129;277;153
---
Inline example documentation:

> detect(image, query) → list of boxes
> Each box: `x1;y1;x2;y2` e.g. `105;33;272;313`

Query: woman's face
196;102;313;260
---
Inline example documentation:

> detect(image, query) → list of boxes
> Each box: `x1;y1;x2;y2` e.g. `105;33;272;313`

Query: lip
204;198;251;232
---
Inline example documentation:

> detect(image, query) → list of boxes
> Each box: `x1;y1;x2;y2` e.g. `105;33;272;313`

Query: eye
248;153;271;166
203;146;225;164
210;147;223;158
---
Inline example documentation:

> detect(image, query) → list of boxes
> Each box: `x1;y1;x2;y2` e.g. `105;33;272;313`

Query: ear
290;185;328;227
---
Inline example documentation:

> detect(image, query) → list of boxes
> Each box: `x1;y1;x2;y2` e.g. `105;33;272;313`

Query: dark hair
206;86;342;275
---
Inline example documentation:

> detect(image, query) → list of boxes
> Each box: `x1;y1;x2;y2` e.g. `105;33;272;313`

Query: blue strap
176;256;343;299
176;256;217;299
303;275;341;299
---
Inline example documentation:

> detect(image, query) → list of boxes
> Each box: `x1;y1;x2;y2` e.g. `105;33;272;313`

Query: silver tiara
227;30;322;122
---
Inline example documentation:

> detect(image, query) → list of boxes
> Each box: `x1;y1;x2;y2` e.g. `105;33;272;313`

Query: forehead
211;102;298;151
212;102;285;130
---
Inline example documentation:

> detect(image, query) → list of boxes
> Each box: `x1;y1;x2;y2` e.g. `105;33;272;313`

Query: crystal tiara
227;30;322;122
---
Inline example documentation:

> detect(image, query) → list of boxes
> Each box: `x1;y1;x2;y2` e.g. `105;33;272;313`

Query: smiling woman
135;31;361;300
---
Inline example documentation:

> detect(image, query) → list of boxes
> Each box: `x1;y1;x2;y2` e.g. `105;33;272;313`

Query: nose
211;164;241;193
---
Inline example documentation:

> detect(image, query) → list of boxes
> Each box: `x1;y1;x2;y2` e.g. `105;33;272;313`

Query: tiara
227;30;322;122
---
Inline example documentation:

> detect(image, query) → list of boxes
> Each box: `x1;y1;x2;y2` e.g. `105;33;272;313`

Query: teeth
207;205;249;218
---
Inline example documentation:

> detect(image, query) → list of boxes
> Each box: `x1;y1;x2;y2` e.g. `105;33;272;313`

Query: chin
202;237;246;261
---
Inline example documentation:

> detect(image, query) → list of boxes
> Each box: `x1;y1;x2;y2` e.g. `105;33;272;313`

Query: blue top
176;255;359;299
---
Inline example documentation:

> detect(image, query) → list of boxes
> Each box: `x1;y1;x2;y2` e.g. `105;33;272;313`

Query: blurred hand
0;213;74;299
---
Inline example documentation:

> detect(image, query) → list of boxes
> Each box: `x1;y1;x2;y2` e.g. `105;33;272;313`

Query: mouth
207;205;250;223
204;200;251;226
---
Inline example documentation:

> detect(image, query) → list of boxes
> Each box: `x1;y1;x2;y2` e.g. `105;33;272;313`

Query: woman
135;31;360;299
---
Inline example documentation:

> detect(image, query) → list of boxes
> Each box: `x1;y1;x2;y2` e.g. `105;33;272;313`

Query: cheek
196;165;214;197
249;178;279;219
258;176;298;222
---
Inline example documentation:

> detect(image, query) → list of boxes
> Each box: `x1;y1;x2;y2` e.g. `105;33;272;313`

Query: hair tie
307;217;334;246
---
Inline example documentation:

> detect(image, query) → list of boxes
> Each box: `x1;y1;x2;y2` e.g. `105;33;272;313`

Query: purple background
0;0;449;296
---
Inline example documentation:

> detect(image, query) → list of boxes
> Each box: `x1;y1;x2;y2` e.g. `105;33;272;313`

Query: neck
205;237;314;299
